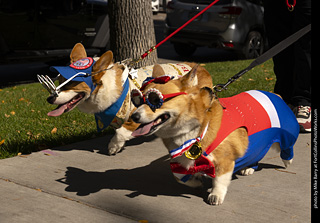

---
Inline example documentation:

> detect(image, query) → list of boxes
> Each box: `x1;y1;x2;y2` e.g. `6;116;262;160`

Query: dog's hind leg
239;167;255;176
271;142;293;168
108;120;139;155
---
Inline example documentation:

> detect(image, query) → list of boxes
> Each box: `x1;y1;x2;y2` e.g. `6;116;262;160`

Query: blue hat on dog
50;57;96;90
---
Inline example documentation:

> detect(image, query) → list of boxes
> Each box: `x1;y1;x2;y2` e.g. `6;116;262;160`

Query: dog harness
170;90;300;182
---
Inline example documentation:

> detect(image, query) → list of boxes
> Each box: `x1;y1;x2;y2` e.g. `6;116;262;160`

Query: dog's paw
107;143;123;155
282;159;293;168
207;193;225;205
107;126;133;155
239;167;255;176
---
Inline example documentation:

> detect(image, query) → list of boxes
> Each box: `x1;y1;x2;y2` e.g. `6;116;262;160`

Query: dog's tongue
47;104;68;117
131;122;154;137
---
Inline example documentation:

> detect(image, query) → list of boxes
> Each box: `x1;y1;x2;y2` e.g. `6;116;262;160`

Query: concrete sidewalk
0;134;311;222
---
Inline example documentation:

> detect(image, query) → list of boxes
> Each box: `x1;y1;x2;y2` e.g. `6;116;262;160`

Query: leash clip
288;5;294;11
286;0;296;11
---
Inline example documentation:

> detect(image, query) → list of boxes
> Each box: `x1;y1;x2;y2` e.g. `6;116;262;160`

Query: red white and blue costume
170;90;300;182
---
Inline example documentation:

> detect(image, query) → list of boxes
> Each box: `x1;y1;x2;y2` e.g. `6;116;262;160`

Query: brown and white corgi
130;66;299;205
39;43;210;155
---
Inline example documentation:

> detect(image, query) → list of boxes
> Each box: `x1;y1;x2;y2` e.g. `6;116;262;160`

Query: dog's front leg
207;170;233;205
107;120;139;155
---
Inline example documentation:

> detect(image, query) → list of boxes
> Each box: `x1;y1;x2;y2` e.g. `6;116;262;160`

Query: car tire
242;31;264;59
173;42;197;58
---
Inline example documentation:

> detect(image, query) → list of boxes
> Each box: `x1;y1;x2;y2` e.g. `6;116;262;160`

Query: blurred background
0;0;266;86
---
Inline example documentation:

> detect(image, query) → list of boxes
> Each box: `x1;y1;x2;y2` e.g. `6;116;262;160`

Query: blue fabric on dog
94;78;130;132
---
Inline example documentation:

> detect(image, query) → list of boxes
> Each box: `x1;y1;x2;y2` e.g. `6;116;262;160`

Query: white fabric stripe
246;90;281;128
172;172;186;180
170;139;197;156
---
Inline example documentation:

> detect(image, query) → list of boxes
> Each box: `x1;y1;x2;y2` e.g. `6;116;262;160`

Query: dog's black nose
47;95;56;104
131;112;141;123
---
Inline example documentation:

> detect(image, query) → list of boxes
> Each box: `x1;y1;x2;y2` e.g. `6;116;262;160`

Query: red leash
131;0;220;66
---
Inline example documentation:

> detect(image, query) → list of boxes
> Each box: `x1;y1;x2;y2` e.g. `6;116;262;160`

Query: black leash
213;24;311;93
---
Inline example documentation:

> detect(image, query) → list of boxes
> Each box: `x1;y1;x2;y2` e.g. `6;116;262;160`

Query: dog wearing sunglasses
130;66;299;205
40;43;213;155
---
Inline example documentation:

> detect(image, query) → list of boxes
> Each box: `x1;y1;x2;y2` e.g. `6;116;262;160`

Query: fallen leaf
10;111;16;115
19;155;30;158
4;114;10;118
19;98;25;101
248;184;261;187
51;127;57;134
265;77;273;81
0;139;5;146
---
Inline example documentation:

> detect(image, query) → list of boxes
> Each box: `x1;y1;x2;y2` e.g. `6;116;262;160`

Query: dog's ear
152;64;165;78
70;43;87;63
93;50;113;72
180;64;199;88
200;87;215;108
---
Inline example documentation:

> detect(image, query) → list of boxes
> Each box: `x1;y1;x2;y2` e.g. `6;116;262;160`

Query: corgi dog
130;66;300;205
38;43;210;155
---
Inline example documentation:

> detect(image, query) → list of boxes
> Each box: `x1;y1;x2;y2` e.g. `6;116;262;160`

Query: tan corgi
38;43;210;155
130;66;299;205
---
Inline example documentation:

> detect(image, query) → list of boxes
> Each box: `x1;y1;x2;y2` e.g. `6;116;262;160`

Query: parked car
165;0;266;59
0;0;110;84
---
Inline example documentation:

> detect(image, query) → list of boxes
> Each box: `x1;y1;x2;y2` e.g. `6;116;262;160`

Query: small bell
185;142;202;160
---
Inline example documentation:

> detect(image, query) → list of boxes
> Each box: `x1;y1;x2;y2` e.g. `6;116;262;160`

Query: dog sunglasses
131;88;187;109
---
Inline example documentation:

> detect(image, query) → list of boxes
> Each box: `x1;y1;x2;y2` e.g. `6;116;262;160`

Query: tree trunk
108;0;158;68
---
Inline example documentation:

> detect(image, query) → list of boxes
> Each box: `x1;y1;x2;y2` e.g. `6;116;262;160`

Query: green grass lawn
0;59;276;159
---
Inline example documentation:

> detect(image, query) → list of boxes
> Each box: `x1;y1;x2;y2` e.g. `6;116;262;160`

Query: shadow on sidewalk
57;152;284;202
57;155;205;199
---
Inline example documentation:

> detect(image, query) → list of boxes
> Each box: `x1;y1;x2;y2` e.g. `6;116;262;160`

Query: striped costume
170;90;300;182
